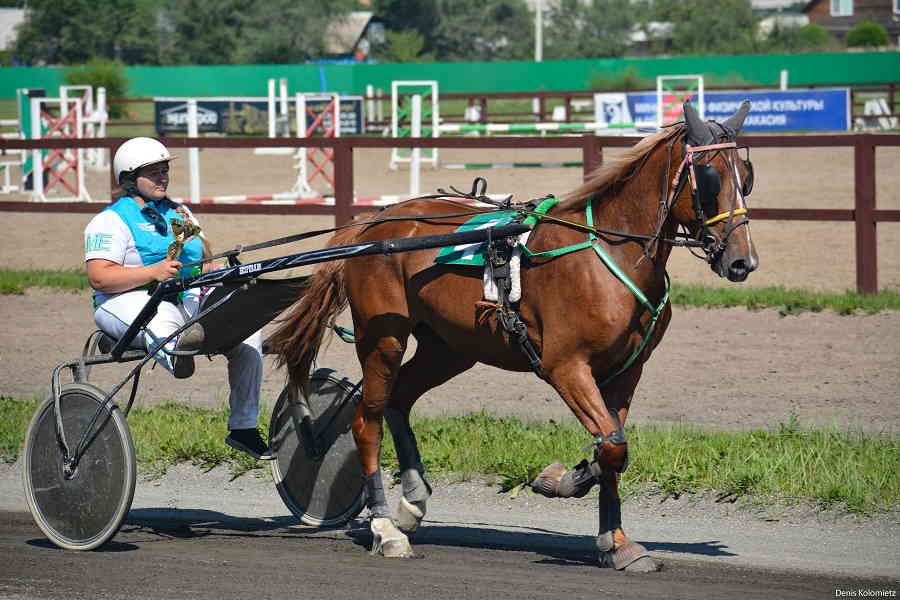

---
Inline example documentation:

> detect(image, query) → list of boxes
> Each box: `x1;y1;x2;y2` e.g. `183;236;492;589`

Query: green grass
0;268;89;295
2;397;897;513
0;396;40;464
3;268;898;315
670;283;900;315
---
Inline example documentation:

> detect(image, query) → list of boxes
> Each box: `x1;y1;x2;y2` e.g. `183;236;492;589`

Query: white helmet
113;137;174;183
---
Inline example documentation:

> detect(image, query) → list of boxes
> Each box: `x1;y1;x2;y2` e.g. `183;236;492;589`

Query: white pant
94;289;263;430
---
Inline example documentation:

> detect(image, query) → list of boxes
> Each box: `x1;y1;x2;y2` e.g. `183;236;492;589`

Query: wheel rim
24;385;135;550
270;370;365;527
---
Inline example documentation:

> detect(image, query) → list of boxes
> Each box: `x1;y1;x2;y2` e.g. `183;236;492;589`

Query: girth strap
497;308;544;380
487;233;546;380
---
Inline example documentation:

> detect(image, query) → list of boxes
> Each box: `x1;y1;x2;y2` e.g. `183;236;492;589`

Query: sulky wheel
23;382;136;550
269;369;365;527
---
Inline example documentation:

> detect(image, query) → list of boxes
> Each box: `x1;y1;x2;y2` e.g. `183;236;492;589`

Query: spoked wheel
23;383;136;550
269;369;365;527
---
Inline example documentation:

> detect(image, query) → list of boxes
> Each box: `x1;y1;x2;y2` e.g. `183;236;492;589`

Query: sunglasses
141;203;168;236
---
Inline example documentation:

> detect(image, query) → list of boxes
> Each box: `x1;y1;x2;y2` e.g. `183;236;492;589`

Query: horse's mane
558;123;686;212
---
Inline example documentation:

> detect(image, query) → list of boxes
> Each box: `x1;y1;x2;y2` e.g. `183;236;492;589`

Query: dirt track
1;460;898;599
1;508;894;600
2;145;900;431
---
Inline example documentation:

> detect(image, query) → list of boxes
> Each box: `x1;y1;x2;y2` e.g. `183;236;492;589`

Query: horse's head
669;101;759;282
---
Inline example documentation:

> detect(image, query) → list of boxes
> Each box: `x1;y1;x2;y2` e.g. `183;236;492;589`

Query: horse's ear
721;100;752;138
683;100;713;147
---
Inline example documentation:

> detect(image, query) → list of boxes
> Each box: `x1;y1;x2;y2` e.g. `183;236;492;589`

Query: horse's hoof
623;555;663;573
598;542;661;572
395;496;425;534
531;462;567;497
370;517;414;558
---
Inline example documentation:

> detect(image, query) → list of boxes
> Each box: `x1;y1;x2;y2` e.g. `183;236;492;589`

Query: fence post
333;140;354;227
581;134;602;180
854;139;877;294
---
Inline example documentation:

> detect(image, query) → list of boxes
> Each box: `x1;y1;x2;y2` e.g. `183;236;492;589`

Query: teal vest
107;197;204;279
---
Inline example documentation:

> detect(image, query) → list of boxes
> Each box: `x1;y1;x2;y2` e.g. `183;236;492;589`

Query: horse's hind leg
385;325;476;533
353;315;414;557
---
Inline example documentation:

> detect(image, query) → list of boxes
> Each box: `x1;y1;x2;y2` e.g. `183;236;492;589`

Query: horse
268;100;759;571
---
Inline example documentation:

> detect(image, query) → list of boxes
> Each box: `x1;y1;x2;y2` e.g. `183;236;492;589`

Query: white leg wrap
370;517;414;558
395;496;426;533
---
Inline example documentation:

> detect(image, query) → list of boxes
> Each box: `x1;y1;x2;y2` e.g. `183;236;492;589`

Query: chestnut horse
269;101;758;571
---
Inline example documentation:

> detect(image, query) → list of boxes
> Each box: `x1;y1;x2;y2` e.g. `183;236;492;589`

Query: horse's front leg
533;361;661;571
353;331;414;558
595;468;659;572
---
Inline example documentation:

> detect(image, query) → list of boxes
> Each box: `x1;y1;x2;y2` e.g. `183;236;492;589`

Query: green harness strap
518;196;671;387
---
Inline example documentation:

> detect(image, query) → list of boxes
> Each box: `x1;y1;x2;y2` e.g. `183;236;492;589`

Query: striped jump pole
443;161;584;170
171;192;510;208
437;121;654;135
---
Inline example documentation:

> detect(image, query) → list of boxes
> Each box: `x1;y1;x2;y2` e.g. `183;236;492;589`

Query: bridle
665;137;754;264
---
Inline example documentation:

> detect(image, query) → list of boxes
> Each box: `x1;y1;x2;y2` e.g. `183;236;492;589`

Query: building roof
0;8;25;51
325;11;374;54
751;0;807;9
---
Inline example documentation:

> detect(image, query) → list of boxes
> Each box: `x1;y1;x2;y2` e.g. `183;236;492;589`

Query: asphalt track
0;509;895;600
1;463;898;600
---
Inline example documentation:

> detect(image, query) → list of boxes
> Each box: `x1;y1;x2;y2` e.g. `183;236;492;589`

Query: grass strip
670;283;900;315
2;268;899;314
2;398;896;513
0;269;89;295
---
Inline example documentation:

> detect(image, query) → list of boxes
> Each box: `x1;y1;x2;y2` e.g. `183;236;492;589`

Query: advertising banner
154;96;364;136
596;89;850;132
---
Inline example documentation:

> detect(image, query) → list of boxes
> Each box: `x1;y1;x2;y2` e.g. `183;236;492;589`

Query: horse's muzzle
712;247;758;282
726;258;754;282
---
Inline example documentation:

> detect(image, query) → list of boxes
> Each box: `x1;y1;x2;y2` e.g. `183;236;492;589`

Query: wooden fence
1;133;898;294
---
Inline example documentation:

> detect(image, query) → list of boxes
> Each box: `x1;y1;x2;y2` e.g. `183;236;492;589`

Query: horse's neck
539;154;676;294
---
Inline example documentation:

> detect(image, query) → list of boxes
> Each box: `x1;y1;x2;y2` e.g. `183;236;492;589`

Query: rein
181;175;708;270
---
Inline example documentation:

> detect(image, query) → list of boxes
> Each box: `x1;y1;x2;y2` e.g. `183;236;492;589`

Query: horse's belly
409;268;534;372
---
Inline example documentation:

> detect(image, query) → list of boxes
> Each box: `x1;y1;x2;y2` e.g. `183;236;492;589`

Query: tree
157;0;249;65
375;30;435;63
13;0;162;65
636;0;759;56
431;0;533;62
372;0;441;55
233;0;359;64
373;0;532;62
544;0;634;60
846;20;889;48
156;0;358;65
763;23;838;53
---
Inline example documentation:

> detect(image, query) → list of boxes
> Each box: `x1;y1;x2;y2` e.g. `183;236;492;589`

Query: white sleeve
84;211;130;265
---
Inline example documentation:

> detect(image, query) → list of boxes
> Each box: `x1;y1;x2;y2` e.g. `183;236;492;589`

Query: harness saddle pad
434;211;519;266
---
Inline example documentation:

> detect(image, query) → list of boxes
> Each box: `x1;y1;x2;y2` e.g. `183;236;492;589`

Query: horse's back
343;199;529;366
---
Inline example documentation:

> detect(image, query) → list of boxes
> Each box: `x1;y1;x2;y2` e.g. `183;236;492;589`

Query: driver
83;136;273;460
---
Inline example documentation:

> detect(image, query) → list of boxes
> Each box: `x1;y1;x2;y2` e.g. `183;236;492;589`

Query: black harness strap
484;223;546;381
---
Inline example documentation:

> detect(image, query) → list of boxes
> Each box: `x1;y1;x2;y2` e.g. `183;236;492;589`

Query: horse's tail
268;216;373;390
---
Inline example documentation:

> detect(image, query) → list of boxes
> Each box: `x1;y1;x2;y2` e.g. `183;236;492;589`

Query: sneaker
225;428;274;461
172;355;195;379
171;325;203;379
